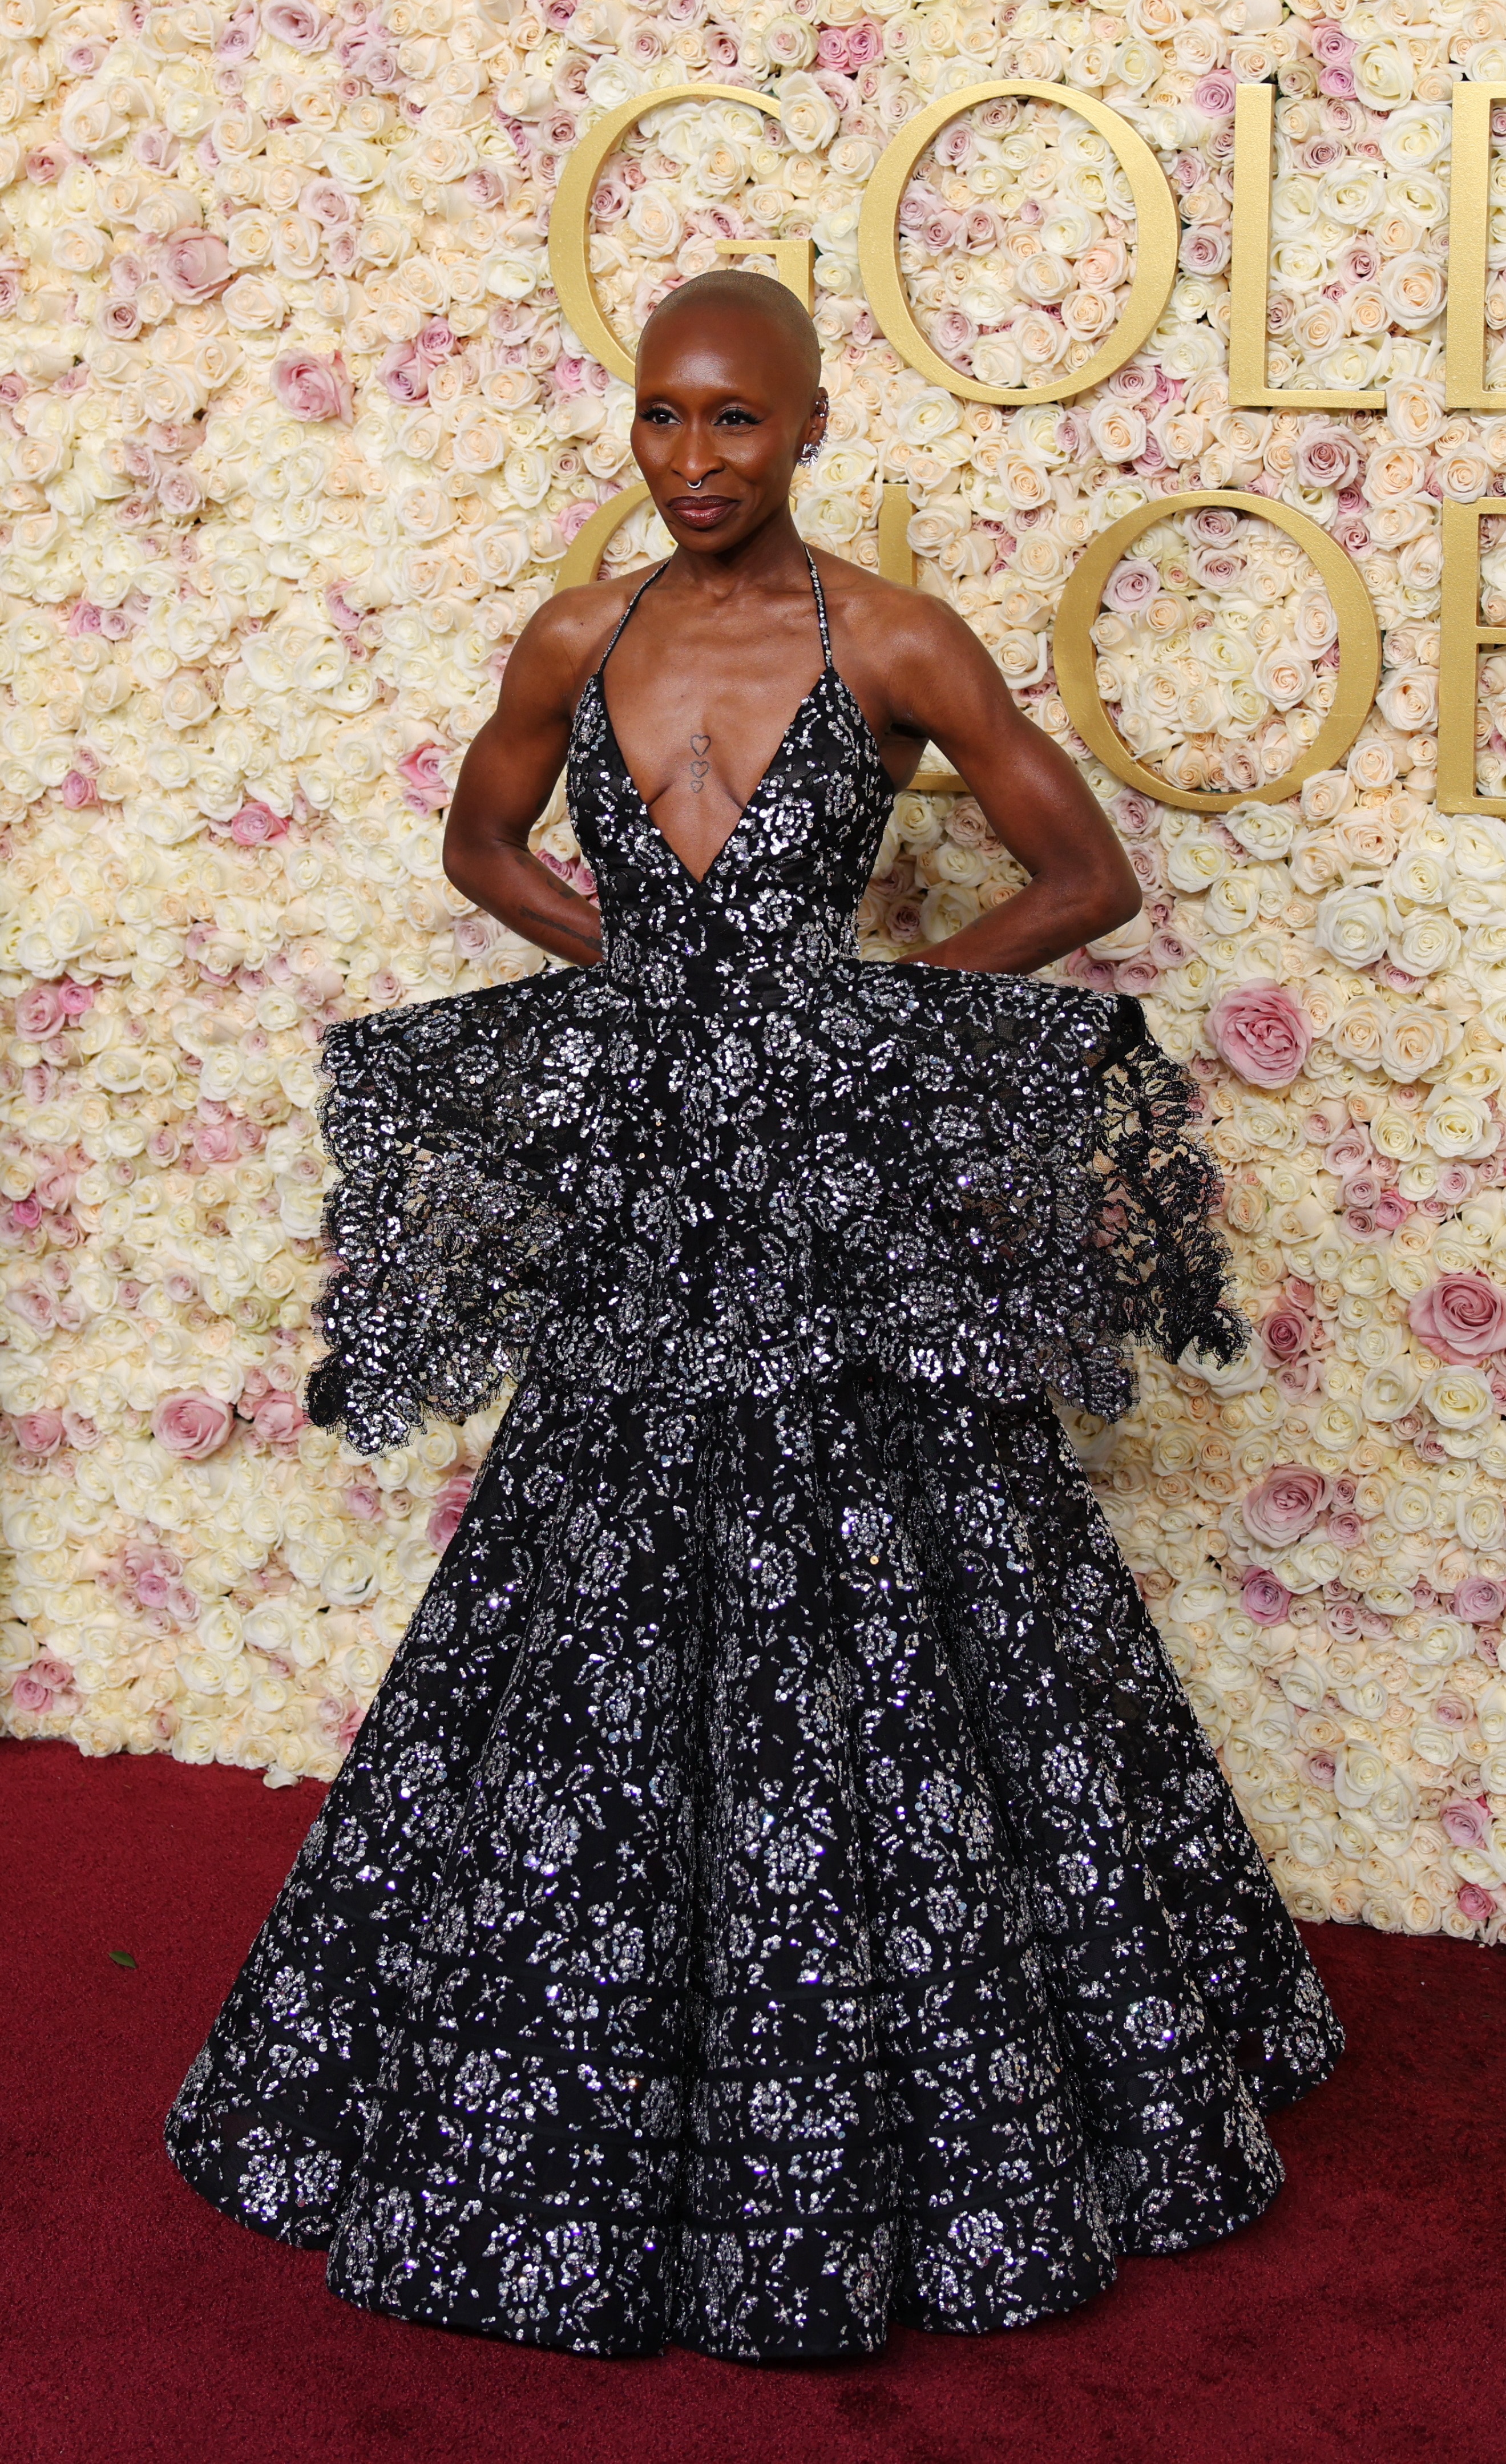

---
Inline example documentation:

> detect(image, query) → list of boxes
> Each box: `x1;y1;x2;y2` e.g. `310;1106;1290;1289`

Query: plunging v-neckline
588;551;839;891
596;668;833;890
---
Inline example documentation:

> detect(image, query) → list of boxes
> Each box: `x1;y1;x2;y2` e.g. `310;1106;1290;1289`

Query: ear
799;389;829;464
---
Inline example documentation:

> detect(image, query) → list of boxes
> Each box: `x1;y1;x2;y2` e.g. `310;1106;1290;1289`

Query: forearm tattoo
518;902;601;958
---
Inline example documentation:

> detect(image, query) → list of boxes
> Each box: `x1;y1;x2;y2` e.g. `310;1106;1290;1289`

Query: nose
673;420;724;487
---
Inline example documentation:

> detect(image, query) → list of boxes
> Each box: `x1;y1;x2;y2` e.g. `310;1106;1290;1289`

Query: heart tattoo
689;732;711;793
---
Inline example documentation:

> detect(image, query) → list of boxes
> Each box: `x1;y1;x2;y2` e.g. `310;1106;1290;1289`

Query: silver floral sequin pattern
166;559;1341;2357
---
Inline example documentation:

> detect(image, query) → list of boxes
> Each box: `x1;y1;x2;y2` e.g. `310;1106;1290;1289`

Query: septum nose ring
686;475;706;490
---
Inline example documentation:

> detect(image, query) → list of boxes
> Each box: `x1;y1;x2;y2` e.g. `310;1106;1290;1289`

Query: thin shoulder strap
805;549;833;671
595;560;667;677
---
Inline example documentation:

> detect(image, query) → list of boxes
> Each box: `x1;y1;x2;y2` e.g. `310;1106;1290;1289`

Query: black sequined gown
166;556;1341;2358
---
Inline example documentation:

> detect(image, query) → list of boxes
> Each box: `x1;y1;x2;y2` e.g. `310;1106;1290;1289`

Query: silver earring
798;440;820;466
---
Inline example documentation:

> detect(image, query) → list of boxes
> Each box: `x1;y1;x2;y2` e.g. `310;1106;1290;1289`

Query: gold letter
857;82;1178;406
553;481;651;592
1438;500;1506;814
1053;489;1380;811
713;237;815;310
875;482;963;790
550;86;782;383
1446;81;1506;411
877;482;915;589
1230;82;1383;410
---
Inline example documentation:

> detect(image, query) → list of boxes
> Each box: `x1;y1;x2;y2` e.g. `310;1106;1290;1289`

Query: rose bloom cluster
4;0;1506;1944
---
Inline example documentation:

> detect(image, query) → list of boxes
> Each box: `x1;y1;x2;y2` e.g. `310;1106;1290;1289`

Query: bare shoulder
508;568;659;704
811;550;999;737
812;550;990;672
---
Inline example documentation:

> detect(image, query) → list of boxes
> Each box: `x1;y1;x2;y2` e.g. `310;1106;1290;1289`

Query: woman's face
631;302;826;555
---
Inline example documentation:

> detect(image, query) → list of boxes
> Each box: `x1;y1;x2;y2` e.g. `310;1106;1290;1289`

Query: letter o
857;83;1180;406
1053;490;1382;811
550;85;783;383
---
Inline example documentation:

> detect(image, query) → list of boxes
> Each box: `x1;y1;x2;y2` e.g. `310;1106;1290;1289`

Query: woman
167;273;1341;2360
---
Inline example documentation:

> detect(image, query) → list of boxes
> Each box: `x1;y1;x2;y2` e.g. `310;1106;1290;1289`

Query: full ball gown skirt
165;561;1342;2357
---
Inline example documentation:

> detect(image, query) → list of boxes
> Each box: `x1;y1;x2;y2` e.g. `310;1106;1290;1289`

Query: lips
667;495;738;527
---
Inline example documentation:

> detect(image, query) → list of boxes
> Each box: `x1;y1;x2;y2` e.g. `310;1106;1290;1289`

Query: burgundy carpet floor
3;1736;1501;2464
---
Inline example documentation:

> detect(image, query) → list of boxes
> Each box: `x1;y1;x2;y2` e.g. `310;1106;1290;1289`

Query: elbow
1101;878;1144;934
1075;870;1142;947
441;817;484;902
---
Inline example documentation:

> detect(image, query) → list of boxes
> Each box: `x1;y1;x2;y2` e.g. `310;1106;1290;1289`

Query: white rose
1424;1091;1498;1160
1422;1366;1495;1431
1315;886;1389;967
778;71;841;154
1352;38;1414;110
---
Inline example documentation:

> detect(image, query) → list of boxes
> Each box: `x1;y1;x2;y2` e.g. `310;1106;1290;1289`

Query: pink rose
426;1472;474;1554
1440;1799;1492;1851
16;982;66;1039
1296;429;1360;492
398;742;450;812
220;799;288;846
264;0;328;47
151;1391;235;1459
1242;1464;1331;1550
1310;22;1355;65
378;340;429;403
192;1120;240;1165
1241;1567;1292;1625
158;230;232;305
1408;1273;1506;1365
1104;557;1160;613
270;350;352;423
13;1409;64;1455
1457;1883;1497;1922
1454;1576;1506;1624
61;768;99;807
1190;546;1245;591
11;1670;56;1711
300;177;356;227
1261;1305;1310;1364
1208;981;1313;1088
251;1392;306;1446
1192;71;1236;116
219;4;260;59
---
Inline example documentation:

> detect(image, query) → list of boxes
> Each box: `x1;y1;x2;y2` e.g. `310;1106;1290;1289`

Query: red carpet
3;1739;1499;2464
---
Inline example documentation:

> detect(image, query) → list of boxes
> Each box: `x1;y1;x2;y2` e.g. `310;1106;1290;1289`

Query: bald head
637;269;823;405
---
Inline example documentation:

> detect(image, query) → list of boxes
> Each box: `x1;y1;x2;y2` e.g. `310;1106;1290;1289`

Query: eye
638;405;677;425
715;407;758;427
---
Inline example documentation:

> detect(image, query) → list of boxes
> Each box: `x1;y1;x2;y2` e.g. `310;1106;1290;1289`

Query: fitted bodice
568;554;895;990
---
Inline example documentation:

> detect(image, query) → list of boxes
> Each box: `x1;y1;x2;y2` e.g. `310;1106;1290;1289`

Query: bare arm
442;589;620;967
870;593;1141;975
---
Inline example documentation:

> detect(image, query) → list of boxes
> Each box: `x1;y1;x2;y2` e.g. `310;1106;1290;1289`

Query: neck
666;503;810;599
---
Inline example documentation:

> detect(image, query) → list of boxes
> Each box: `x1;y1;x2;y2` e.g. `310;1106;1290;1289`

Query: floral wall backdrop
6;0;1506;1945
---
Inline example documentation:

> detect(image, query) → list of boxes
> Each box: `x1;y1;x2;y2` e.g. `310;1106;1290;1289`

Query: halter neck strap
805;549;833;670
594;560;668;677
595;549;831;675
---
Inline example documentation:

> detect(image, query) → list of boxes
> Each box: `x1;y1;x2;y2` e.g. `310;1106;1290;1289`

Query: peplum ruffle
306;955;1245;1457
